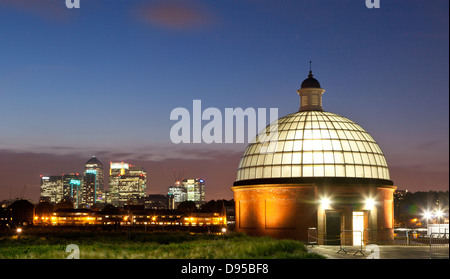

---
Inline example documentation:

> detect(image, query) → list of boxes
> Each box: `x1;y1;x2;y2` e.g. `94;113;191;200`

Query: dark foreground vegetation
0;231;324;259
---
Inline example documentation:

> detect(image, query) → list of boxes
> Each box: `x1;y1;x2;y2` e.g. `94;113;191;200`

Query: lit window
272;166;281;178
335;165;345;177
314;165;324;176
273;153;282;164
303;152;313;164
293;140;302;151
282;153;292;164
303;140;314;151
334;152;344;164
322;140;332;150
292;152;302;164
263;166;272;178
303;130;313;139
324;165;335;176
346;165;356;177
313;153;324;164
292;166;301;176
324;152;334;164
283;141;293;152
303;165;313;177
282;166;291;177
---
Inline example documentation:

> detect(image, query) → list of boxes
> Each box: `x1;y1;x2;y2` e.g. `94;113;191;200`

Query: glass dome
236;110;390;181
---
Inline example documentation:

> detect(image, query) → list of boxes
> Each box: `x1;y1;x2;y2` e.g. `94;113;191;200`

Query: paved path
307;245;435;259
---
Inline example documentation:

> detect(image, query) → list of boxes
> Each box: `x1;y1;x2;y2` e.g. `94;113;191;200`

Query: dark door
326;212;341;245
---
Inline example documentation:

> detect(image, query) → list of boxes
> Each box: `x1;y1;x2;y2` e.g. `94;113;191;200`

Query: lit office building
40;175;63;204
168;182;187;209
108;162;147;207
167;179;206;209
182;178;206;207
232;70;396;245
108;162;128;206
62;173;84;208
84;156;105;208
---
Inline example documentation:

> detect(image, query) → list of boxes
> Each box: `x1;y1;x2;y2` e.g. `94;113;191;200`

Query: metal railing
307;228;364;255
307;227;318;246
307;227;341;246
337;230;364;256
429;231;449;259
307;227;449;259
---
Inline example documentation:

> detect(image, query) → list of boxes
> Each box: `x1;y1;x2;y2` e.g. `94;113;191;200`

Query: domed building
232;70;396;245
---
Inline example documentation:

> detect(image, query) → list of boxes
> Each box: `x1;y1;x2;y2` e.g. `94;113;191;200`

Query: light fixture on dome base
320;197;332;209
364;198;376;209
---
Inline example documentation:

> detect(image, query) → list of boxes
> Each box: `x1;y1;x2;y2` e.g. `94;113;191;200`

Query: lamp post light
423;210;432;225
435;210;443;222
435;209;443;236
15;227;23;239
422;210;432;237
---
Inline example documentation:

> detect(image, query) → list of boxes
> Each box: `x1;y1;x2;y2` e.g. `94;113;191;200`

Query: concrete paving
307;245;439;259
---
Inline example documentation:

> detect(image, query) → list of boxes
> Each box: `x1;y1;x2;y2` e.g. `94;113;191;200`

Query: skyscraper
168;181;186;209
167;179;206;209
108;162;147;207
40;175;63;203
108;162;129;206
62;173;84;208
182;179;206;206
84;156;104;208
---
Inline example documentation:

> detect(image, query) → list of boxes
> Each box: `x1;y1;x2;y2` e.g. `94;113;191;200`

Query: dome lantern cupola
297;62;325;112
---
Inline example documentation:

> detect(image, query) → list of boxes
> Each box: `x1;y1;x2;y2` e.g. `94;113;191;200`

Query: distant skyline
0;0;448;202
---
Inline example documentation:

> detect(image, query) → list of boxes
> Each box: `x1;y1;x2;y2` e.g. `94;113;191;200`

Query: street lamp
435;209;443;235
435;210;443;220
423;210;432;221
422;210;432;236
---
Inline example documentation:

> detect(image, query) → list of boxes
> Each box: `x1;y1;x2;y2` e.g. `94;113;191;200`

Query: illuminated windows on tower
168;179;206;209
62;173;84;208
108;162;147;207
182;179;205;207
40;175;63;204
84;156;105;208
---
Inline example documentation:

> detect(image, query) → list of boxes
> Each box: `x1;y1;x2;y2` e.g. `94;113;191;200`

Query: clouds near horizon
133;0;216;31
0;0;72;21
0;145;244;202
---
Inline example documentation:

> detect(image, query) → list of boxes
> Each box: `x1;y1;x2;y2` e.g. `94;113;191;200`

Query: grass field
0;231;325;259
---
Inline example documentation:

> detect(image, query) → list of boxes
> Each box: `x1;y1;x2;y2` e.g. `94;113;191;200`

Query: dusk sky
0;0;448;202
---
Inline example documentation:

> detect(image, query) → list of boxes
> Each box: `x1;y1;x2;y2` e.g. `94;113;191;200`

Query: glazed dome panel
236;110;390;181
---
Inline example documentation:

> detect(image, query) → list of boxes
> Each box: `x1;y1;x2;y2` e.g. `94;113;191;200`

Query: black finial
300;61;321;89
